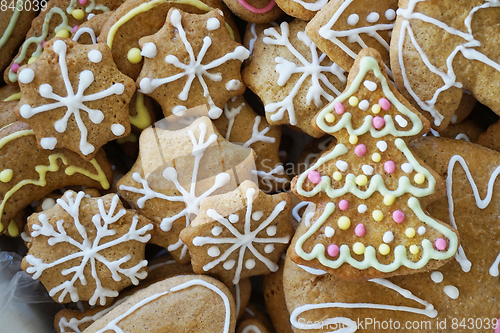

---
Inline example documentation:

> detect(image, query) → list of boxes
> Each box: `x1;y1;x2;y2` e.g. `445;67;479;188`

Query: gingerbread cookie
72;11;114;45
0;122;113;235
242;20;347;138
236;318;273;333
391;0;500;130
222;0;283;24
476;119;500;152
16;38;136;160
428;118;485;144
290;49;459;280
0;85;21;128
22;190;154;305
83;275;236;333
180;180;293;286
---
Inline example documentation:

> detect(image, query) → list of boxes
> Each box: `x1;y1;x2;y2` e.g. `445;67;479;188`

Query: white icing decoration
41;198;56;211
455;133;471;142
208;246;221;257
19;68;35;84
385;9;396;20
192;187;289;284
206;17;220;31
141;42;157;58
376;140;387;152
382;231;393;244
251;165;288;188
94;279;232;333
87;13;95;20
395;115;409;128
298;264;327;275
222;101;244;141
242;116;276;147
366;12;380;23
224;259;236;270
241;325;263;333
362;165;373;176
401;162;413;173
264;244;274;253
292;201;312;224
87;49;102;63
248;23;258;55
324;226;335;237
19;40;125;156
118;122;231;260
111;124;125;136
245;259;256;269
347;14;359;26
443;285;459;299
336;160;348;172
430;271;443;283
212;226;223;236
72;27;97;44
138;9;249;120
172;105;187;116
262;21;346;126
358;99;369;111
225;79;242;91
291;0;327;11
357;204;367;213
363;80;377;91
25;191;152;306
40;137;58;150
417;226;426;235
266;225;277;236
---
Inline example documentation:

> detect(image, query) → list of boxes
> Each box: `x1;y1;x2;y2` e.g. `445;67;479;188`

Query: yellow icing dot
371;153;381;162
355;175;368;186
383;195;395;206
349;134;358;144
379;244;390;255
28;56;38;64
353;242;365;255
371;104;381;114
325;113;335;123
71;9;85;20
0;169;13;182
348;96;359;106
333;171;342;181
338;216;351;230
372;210;384;222
405;228;416;238
414;173;426;184
55;29;71;38
8;220;19;237
410;245;420;254
127;48;143;64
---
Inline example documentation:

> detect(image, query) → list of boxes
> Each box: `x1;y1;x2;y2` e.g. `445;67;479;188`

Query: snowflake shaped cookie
21;190;154;305
242;20;347;137
16;38;136;160
180;180;293;286
137;8;249;119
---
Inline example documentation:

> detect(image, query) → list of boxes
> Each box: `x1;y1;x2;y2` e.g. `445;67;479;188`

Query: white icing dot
395;115;408;127
40;137;57;150
18;68;35;84
363;80;377;91
111;124;125;136
245;259;256;269
347;14;359;26
88;49;102;63
208;246;220;257
225;79;242;91
383;231;394;243
206;17;220;31
87;13;95;20
376;141;388;152
385;9;396;20
223;259;235;270
366;12;380;23
443;285;459;299
358;204;367;213
141;43;157;58
172;105;187;116
264;244;274;254
401;163;413;173
229;214;239;223
252;211;263;220
41;198;56;211
418;226;426;235
430;271;443;283
325;226;335;237
266;226;277;236
362;165;374;176
212;226;223;236
450;114;458;123
336;160;348;172
358;100;369;111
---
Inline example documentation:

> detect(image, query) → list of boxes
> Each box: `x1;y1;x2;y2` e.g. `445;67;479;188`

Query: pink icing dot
354;224;366;237
237;0;276;14
334;102;345;115
327;244;340;257
372;116;386;129
379;98;391;110
495;319;500;333
72;25;79;33
384;160;395;174
392;210;405;223
78;0;87;4
435;238;447;251
10;63;20;73
354;144;367;157
41;41;46;48
307;170;321;184
338;199;349;211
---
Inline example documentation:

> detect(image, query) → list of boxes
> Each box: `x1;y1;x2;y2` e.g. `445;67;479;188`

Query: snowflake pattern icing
139;9;250;119
262;21;347;126
192;186;289;285
118;121;231;260
18;39;127;156
25;191;153;306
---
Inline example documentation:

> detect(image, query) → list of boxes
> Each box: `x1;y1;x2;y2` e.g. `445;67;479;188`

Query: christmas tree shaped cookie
290;48;459;280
